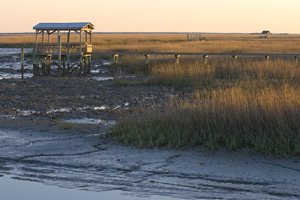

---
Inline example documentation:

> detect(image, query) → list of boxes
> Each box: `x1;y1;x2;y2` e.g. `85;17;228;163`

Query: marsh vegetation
111;59;300;155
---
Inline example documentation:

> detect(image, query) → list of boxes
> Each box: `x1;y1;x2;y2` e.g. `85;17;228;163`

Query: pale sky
0;0;299;33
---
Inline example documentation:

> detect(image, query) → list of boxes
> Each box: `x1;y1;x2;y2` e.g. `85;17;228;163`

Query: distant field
1;33;300;54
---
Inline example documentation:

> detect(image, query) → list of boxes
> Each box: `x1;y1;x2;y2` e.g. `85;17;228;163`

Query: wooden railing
36;43;92;56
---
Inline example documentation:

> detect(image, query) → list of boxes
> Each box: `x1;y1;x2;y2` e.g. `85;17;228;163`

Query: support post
67;30;71;71
58;34;62;75
90;31;92;44
21;47;24;79
42;31;44;44
85;31;88;43
265;55;270;64
232;55;238;65
144;54;150;64
80;30;83;74
113;54;119;64
203;55;208;65
47;32;50;44
144;54;150;75
112;54;119;75
33;31;39;77
175;54;180;65
294;56;298;65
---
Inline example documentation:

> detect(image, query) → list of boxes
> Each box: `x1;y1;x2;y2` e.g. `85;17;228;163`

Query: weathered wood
21;48;24;79
144;54;150;64
203;55;208;65
58;34;62;74
33;22;94;77
175;54;180;64
67;30;71;70
265;55;270;64
113;54;119;64
42;31;45;44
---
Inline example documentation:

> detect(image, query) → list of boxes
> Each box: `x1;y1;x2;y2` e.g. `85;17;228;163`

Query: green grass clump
59;122;76;130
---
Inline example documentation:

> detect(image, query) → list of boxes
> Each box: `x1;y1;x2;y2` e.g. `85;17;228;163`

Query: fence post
203;55;208;65
21;47;24;79
58;35;62;76
143;54;150;75
111;54;119;75
232;55;238;65
144;54;150;64
175;54;180;65
112;54;119;64
265;55;270;64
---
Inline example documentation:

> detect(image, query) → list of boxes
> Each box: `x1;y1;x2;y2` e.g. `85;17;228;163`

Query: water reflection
0;176;175;200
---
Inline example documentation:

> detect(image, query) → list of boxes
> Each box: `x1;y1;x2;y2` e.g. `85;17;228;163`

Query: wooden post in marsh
144;54;150;64
294;56;298;66
21;47;24;79
67;30;71;71
232;55;238;65
113;54;119;64
112;54;119;75
144;54;150;75
57;34;62;76
33;30;39;77
175;54;180;65
203;55;208;65
265;55;270;64
79;30;83;75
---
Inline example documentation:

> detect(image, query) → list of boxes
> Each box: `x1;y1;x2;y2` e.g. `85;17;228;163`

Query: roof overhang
33;22;94;31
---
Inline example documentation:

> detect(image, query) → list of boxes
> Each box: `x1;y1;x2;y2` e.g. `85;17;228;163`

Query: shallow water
0;72;33;80
0;48;32;80
63;118;117;127
0;176;174;200
0;48;32;57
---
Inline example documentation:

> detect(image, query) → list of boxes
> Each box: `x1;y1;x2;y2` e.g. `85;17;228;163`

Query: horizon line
0;31;299;35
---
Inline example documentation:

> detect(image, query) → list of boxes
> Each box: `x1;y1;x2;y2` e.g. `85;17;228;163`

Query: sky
0;0;299;33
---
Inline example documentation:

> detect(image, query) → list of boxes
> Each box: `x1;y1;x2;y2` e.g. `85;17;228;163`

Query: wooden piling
21;47;24;79
175;54;180;64
295;56;298;65
232;55;238;65
265;55;270;63
57;34;62;76
113;54;119;64
144;54;150;64
203;55;208;65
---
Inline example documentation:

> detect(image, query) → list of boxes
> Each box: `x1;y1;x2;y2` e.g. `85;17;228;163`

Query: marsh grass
147;59;300;88
111;59;300;155
2;33;300;53
59;122;76;130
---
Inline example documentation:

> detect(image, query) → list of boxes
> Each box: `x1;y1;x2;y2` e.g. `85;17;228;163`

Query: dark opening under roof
33;22;94;31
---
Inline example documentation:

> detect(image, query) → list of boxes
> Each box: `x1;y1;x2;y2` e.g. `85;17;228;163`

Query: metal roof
33;22;94;30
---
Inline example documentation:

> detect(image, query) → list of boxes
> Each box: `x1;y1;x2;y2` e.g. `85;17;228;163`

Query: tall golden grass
148;59;300;87
111;59;300;155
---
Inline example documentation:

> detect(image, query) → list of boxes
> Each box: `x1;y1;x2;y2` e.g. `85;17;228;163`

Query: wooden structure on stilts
32;22;94;76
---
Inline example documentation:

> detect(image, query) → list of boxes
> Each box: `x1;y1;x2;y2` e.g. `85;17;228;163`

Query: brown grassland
1;33;299;155
111;58;300;155
1;33;300;53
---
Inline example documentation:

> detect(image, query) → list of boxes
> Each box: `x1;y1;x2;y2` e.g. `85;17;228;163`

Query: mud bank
0;122;299;200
